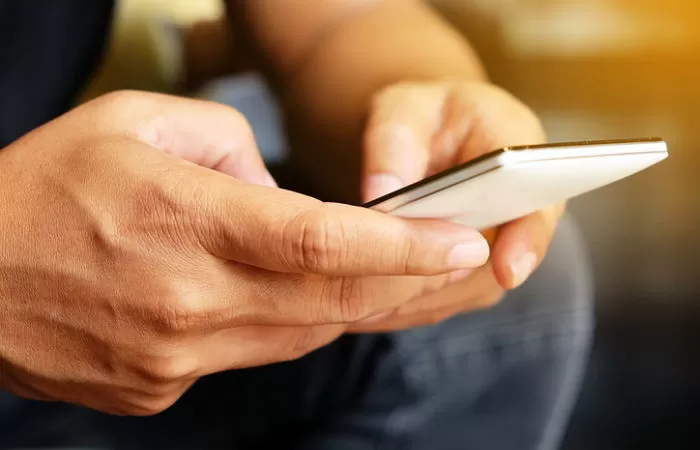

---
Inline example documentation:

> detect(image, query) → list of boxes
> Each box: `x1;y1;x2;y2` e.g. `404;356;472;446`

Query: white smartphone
364;138;668;229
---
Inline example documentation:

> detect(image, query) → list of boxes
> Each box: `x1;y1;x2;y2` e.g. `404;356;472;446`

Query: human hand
349;81;564;332
0;91;489;415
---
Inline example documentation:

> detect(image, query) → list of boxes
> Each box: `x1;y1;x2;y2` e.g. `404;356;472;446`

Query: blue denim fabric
0;75;594;449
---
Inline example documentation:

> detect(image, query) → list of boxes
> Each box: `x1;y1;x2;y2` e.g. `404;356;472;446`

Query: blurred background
434;2;700;449
83;1;700;448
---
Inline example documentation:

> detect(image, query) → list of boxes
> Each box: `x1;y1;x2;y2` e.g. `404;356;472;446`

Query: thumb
184;171;490;276
362;85;446;202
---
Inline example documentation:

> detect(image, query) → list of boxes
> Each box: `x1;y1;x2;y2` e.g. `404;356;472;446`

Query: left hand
349;81;565;332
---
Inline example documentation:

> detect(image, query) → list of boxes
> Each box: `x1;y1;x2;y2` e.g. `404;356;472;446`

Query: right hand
0;91;489;416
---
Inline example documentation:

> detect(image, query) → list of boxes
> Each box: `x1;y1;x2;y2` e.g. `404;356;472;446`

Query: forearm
227;0;486;202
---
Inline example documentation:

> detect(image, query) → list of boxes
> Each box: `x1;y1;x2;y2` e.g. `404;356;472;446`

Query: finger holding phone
350;81;666;333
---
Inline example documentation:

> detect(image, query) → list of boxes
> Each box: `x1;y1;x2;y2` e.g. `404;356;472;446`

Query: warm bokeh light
435;2;700;448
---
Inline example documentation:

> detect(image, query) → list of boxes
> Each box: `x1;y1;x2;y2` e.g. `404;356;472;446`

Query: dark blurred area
82;0;699;448
432;0;700;448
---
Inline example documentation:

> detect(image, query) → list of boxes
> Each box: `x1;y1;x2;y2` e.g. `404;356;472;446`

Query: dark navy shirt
0;0;115;148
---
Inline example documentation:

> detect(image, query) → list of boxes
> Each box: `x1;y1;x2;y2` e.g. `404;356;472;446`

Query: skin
350;81;563;332
226;0;565;331
0;0;562;415
0;91;489;415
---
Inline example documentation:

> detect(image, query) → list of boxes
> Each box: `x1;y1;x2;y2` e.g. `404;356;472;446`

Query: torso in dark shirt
0;0;115;148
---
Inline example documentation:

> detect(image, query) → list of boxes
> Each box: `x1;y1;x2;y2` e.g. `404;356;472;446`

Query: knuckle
462;82;548;144
139;354;198;384
122;174;203;257
149;293;211;334
322;277;371;323
287;206;348;273
399;234;421;274
95;90;148;114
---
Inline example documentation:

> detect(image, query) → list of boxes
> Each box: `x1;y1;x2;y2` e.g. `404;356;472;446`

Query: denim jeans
0;75;594;449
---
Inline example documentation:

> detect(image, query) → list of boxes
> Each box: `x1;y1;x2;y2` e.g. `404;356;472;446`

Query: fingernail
448;239;490;269
357;309;395;324
449;268;474;283
510;252;537;288
364;173;404;202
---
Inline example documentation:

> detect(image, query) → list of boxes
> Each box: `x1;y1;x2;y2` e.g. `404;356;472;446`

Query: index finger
362;84;447;202
491;204;565;289
82;90;276;186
